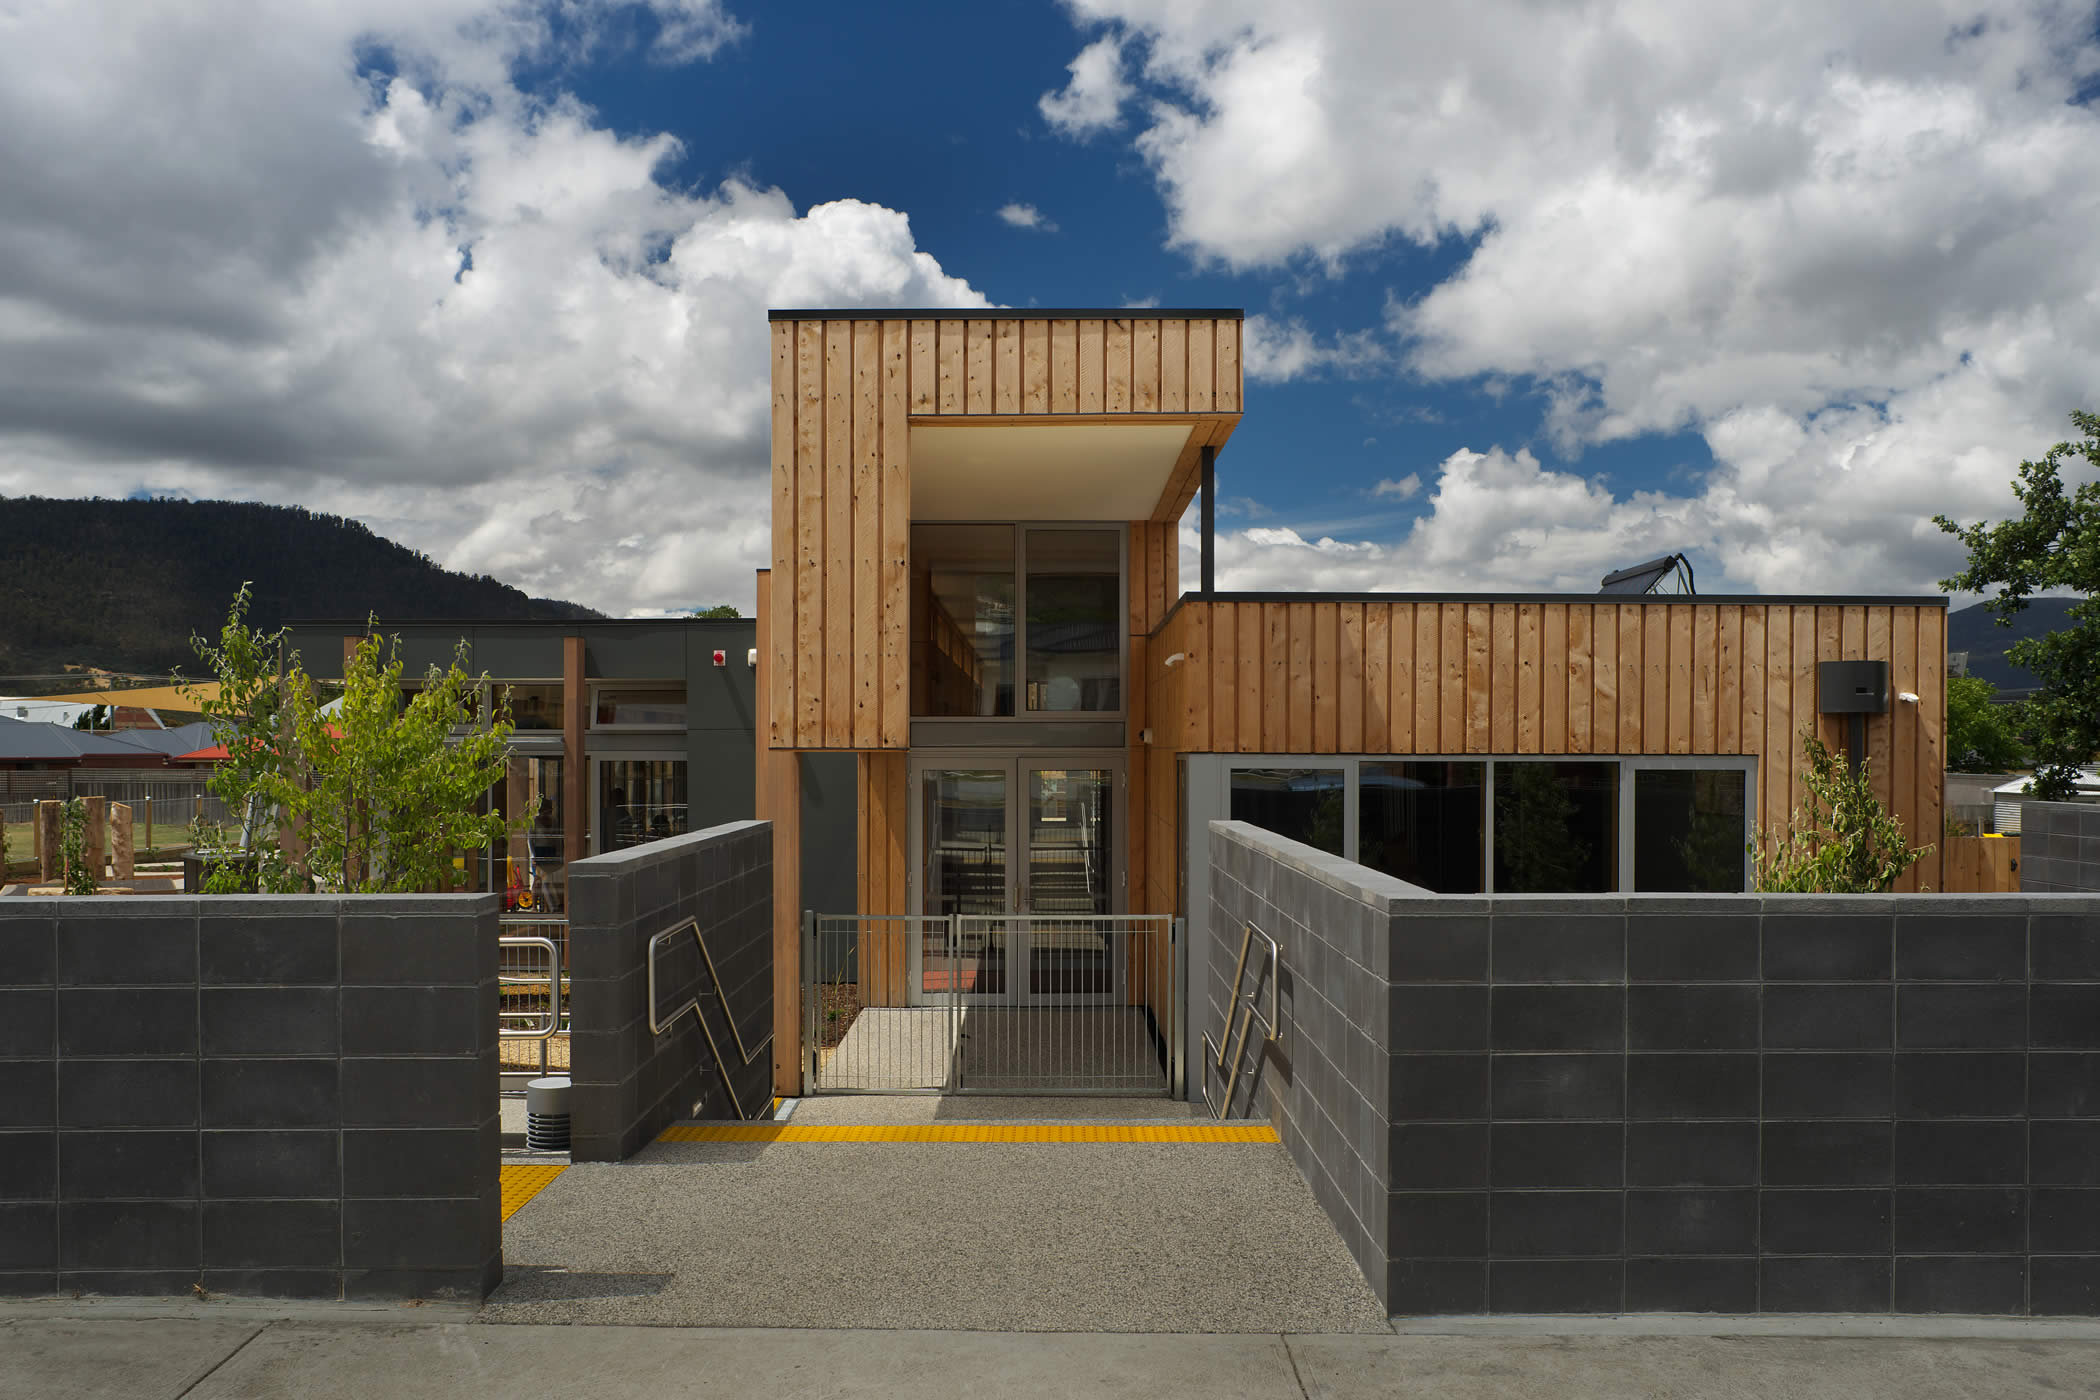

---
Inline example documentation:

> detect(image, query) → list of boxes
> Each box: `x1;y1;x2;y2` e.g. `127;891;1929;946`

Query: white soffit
908;422;1193;520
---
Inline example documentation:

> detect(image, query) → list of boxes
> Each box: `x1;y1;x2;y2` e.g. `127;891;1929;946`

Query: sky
1;0;2097;616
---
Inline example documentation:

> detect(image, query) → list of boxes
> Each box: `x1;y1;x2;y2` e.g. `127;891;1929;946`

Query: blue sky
2;1;2097;613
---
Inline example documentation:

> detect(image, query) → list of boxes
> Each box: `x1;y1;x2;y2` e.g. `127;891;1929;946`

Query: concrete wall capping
1209;819;2100;1320
0;893;500;1303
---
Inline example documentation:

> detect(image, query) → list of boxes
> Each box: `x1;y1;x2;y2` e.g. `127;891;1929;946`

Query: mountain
1947;595;2080;699
0;496;602;682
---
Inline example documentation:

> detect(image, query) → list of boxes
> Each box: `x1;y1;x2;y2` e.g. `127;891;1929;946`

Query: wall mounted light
747;648;759;668
1897;690;1920;704
1164;652;1186;668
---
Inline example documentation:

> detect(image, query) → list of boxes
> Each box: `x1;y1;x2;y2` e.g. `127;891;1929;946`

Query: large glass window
499;683;563;731
593;686;685;727
1360;761;1485;893
1230;768;1345;857
490;755;564;913
596;758;687;852
1025;531;1120;713
912;525;1016;716
1493;761;1619;893
1634;769;1748;891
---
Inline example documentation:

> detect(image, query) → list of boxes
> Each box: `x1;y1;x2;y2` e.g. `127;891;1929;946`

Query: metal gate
804;913;1181;1096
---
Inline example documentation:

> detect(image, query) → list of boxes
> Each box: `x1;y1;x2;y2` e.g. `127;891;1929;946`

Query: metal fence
804;913;1179;1097
499;918;566;1078
2;793;228;835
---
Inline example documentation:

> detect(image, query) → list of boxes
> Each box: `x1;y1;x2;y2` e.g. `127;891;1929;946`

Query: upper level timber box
766;310;1245;751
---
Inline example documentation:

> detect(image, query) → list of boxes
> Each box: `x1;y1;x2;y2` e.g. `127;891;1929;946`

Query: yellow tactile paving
499;1163;568;1221
655;1123;1280;1144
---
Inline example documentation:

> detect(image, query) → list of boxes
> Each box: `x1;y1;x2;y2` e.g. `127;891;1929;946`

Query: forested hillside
0;496;601;680
1946;596;2080;699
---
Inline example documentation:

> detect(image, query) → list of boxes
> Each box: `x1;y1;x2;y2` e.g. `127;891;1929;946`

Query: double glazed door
911;754;1121;1004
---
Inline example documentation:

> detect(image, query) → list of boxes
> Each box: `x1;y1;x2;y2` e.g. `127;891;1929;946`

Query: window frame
1213;753;1759;894
588;680;688;732
909;521;1129;724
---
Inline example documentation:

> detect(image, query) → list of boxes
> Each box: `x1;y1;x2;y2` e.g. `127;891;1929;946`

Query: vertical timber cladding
767;312;1244;756
1145;598;1949;893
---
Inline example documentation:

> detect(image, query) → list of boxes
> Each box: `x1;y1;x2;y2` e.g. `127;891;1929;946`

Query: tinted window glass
1025;530;1120;712
911;525;1016;716
1634;768;1748;891
1493;761;1619;893
1230;768;1345;856
1360;761;1485;892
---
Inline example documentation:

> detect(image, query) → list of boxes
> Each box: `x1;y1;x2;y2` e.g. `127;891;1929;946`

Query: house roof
100;722;218;758
0;714;150;760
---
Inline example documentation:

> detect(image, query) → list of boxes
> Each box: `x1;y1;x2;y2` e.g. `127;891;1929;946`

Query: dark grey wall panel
469;629;564;679
1210;820;2100;1318
0;893;500;1303
800;755;858;921
586;625;686;678
684;623;758;731
567;821;773;1162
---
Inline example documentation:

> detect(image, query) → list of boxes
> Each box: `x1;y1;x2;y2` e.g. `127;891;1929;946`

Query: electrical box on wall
1817;660;1890;715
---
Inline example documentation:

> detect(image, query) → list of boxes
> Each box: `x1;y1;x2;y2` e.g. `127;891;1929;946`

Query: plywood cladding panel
1143;599;1950;895
769;313;1240;749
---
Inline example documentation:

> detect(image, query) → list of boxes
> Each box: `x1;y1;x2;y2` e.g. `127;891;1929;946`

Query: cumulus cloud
1038;33;1132;137
1067;1;2100;596
997;202;1058;231
1370;474;1420;501
0;1;985;616
1241;314;1387;382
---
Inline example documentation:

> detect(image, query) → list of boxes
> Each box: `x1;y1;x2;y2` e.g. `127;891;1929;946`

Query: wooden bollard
144;796;153;854
112;803;134;881
84;796;108;879
36;800;59;884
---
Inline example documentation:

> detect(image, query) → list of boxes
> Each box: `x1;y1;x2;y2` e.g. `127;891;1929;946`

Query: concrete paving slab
1286;1332;2100;1400
0;1317;264;1400
484;1135;1389;1332
791;1093;1207;1125
189;1323;1309;1400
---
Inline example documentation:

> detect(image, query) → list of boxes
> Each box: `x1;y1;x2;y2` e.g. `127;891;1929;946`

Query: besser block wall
1208;820;2100;1317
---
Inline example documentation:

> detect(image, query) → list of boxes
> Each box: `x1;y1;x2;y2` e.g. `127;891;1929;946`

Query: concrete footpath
8;1308;2100;1400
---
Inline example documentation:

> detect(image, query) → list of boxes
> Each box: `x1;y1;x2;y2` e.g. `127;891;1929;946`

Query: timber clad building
752;308;1950;1097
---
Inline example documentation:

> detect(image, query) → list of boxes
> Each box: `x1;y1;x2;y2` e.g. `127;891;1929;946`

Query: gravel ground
788;1094;1208;1125
482;1132;1389;1333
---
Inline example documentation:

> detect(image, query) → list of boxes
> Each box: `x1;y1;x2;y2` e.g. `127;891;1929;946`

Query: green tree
58;798;97;895
262;630;514;893
181;583;302;890
1754;733;1932;893
1945;675;2026;772
689;604;740;618
1935;410;2100;801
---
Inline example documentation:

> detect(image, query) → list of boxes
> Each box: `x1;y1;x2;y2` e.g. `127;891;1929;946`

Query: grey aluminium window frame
1207;753;1759;895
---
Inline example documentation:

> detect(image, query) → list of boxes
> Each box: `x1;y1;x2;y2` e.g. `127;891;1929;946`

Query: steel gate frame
803;912;1182;1097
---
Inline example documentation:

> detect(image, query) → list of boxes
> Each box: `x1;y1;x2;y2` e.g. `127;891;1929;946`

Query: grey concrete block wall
567;821;772;1161
1210;821;2100;1318
0;893;502;1301
2017;801;2100;892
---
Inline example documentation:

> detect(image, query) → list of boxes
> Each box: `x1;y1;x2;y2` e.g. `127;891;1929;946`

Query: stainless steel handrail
497;935;561;1041
647;915;776;1120
1201;921;1282;1119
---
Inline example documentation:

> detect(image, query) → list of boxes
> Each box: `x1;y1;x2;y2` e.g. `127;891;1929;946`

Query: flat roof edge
768;308;1246;322
1157;591;1950;629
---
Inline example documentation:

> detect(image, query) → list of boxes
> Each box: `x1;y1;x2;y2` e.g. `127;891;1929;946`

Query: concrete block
1626;1120;1759;1187
1893;1255;2026;1315
0;1131;55;1200
1490;913;1624;983
1895;1119;2026;1185
2030;1052;2100;1116
57;987;195;1056
0;1069;55;1131
1892;1186;2026;1253
1389;1123;1488;1189
1389;915;1487;982
58;1201;198;1270
1489;1053;1624;1120
55;912;197;985
2032;985;2100;1049
202;1059;339;1128
202;1268;341;1300
341;916;480;985
340;986;479;1057
1386;986;1488;1052
2031;1189;2100;1253
1624;1256;1757;1313
58;1130;199;1199
343;1198;484;1269
0;1202;56;1270
0;915;57;986
1487;1257;1624;1312
1894;1051;2025;1118
1763;984;1893;1049
341;1058;485;1128
2025;1122;2100;1186
203;1200;341;1268
2033;913;2100;980
202;1130;340;1198
200;987;339;1057
1627;984;1759;1050
1489;1122;1623;1189
1762;913;1894;981
2032;1256;2100;1315
1628;1052;1759;1120
58;1059;197;1128
1761;1120;1892;1186
200;915;338;985
1896;984;2028;1049
1894;915;2027;981
1624;1189;1757;1256
1489;985;1623;1052
1761;1188;1891;1254
1626;914;1759;982
1760;1256;1890;1312
1387;1258;1484;1315
1762;1052;1893;1118
0;988;55;1057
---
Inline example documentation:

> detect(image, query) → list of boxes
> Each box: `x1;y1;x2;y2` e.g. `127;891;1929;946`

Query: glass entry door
912;754;1121;1003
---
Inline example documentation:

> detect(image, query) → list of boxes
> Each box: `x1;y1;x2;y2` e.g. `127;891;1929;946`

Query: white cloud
1038;33;1132;137
1241;314;1386;382
997;202;1058;232
0;1;986;616
1069;1;2100;597
1371;473;1420;501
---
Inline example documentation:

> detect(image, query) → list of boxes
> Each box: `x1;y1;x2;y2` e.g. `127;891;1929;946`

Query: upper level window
912;524;1122;718
593;685;686;728
498;682;562;731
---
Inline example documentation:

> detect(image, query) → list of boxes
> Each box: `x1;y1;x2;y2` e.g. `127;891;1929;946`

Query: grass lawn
3;820;193;880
